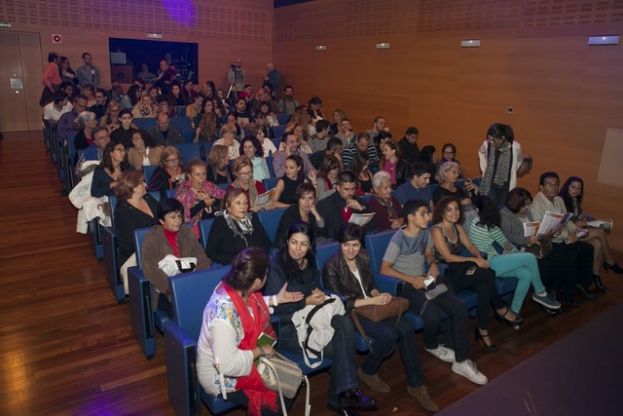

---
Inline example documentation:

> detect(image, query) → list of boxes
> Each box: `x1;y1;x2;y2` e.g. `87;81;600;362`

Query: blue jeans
490;252;545;313
357;315;424;388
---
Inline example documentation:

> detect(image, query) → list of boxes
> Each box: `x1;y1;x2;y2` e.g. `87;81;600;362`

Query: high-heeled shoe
474;328;498;352
603;262;623;274
495;309;524;327
592;274;607;292
575;283;596;299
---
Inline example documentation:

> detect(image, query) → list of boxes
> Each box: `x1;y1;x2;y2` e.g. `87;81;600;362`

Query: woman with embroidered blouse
175;160;226;238
196;248;303;416
206;189;271;265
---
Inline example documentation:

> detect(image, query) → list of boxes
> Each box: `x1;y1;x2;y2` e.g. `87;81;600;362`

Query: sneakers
425;345;456;363
451;359;488;385
357;368;390;393
532;292;561;310
407;385;439;413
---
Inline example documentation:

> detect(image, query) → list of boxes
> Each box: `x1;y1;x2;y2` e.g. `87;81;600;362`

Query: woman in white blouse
196;248;303;415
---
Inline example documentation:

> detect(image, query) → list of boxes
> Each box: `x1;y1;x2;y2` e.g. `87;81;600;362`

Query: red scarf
163;228;180;257
222;282;278;415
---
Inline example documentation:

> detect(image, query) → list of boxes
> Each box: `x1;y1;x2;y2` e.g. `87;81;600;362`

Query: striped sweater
467;217;518;259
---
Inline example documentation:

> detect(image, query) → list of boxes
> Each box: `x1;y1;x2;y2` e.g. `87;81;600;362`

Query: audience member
272;134;315;177
99;100;122;132
317;171;369;240
88;88;108;118
368;171;404;231
468;196;561;314
277;85;299;115
335;119;356;148
194;100;219;143
206;189;271;265
529;172;596;302
76;52;101;87
57;95;87;139
148;146;186;193
59;56;78;86
227;59;246;92
379;140;409;188
419;145;437;165
560;176;622;277
121;84;142;110
329;109;346;135
432;162;476;222
399;126;420;164
310;136;343;171
110;109;136;148
196;248;303;415
112;170;158;293
366;116;386;145
81;83;97;107
214;125;241;161
315;155;340;201
132;94;156;118
127;130;163;170
252;125;277;157
323;224;438;412
272;155;309;208
149;113;182;146
228;156;268;211
432;197;522;349
74;111;98;150
90;142;129;197
394;162;433;206
380;200;488;385
239;136;270;181
341;132;380;171
274;183;326;248
137;63;156;84
351;152;373;194
263;222;376;413
206;145;233;185
155;59;178;93
264;62;282;94
40;52;61;106
309;120;332;152
43;92;72;124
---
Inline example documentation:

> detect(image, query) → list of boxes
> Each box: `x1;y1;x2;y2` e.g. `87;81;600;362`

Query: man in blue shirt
394;162;434;206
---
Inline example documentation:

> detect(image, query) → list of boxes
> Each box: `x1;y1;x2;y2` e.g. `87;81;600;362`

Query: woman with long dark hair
264;222;376;413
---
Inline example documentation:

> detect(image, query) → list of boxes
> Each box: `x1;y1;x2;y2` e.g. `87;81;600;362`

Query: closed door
0;32;42;132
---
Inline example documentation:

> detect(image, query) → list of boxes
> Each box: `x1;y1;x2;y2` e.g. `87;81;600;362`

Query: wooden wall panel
274;1;623;250
0;0;273;89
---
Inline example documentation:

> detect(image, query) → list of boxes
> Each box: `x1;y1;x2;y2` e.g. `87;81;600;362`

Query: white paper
523;221;540;237
587;219;613;229
536;211;573;236
253;189;274;209
348;212;375;227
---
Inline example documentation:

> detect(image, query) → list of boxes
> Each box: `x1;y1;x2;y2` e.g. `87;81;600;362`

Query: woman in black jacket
274;183;325;248
263;222;375;413
113;170;159;294
205;189;270;265
379;140;409;188
322;224;437;412
91;142;130;197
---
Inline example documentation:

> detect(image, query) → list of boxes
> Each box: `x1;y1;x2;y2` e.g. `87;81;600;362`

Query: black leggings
444;262;505;330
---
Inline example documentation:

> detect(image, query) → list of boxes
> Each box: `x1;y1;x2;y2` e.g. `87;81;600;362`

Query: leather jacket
322;250;376;311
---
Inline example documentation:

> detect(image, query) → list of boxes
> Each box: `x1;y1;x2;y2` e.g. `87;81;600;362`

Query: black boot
603;262;623;274
575;283;595;299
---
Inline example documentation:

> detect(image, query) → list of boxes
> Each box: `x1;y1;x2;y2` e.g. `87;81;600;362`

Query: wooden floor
1;130;622;416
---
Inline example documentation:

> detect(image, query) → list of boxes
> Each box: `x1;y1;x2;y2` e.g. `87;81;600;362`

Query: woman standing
40;52;61;106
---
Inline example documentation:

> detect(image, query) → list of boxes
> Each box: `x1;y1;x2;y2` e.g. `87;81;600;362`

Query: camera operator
227;59;246;93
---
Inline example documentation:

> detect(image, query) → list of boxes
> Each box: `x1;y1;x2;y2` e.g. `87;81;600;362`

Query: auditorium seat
170;117;194;143
272;125;286;140
133;118;157;131
174;143;200;165
276;113;290;125
258;208;287;246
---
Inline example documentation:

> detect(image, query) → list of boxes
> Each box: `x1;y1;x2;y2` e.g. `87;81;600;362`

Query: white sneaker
425;345;456;363
451;359;488;385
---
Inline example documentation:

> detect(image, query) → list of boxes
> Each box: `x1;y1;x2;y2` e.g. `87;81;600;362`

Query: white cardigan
478;140;523;191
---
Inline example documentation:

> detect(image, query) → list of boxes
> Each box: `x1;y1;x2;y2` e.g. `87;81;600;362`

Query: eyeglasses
238;170;253;176
113;147;126;153
165;158;179;163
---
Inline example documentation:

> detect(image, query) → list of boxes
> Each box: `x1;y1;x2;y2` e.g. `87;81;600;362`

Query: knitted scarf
480;142;512;196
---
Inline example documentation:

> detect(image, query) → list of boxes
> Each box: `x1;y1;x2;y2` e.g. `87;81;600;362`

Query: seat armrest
373;272;402;295
163;321;200;416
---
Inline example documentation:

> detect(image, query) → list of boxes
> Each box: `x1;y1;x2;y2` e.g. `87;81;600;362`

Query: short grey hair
76;111;96;128
435;161;461;184
372;170;391;189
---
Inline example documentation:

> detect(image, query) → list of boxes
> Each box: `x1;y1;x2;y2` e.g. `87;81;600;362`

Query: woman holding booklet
228;156;271;212
196;248;304;415
468;196;561;315
559;176;622;276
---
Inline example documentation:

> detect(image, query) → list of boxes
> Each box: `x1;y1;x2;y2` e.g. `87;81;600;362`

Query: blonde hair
232;155;253;175
160;146;181;167
207;144;228;167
